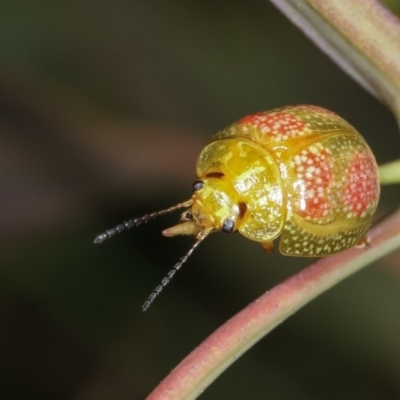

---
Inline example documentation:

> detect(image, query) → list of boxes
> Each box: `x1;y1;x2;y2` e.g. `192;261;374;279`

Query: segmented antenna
94;200;192;244
142;230;211;311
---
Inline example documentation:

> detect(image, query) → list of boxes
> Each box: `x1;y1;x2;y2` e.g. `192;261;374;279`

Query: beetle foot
261;241;274;253
355;236;371;249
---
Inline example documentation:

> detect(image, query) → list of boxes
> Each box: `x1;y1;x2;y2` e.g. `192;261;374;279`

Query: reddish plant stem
270;0;400;119
146;208;400;400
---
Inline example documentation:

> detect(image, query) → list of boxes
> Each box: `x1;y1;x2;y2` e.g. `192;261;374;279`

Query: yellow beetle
95;105;380;310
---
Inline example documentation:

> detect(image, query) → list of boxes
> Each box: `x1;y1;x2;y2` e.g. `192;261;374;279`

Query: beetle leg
355;236;371;249
261;241;274;253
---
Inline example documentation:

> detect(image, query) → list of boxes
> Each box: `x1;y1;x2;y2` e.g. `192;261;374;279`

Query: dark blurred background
1;1;400;399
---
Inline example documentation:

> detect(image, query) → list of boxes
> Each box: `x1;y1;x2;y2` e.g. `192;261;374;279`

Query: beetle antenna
142;230;211;311
94;200;193;244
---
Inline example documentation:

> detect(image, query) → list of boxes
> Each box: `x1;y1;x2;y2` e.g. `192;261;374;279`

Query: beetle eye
180;209;193;222
222;218;235;233
192;180;205;192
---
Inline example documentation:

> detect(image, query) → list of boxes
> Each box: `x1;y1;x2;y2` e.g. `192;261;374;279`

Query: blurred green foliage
1;1;400;399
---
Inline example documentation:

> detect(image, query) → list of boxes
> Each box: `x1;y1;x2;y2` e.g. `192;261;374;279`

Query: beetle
94;104;380;310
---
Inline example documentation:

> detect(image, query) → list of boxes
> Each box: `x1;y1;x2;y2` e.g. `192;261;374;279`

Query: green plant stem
146;208;400;400
379;159;400;184
270;0;400;120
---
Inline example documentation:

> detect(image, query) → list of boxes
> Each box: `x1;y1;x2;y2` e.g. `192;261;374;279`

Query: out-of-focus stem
379;159;400;184
270;0;400;121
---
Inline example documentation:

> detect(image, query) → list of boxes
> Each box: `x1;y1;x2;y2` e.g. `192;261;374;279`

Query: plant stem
270;0;400;120
146;208;400;400
379;159;400;184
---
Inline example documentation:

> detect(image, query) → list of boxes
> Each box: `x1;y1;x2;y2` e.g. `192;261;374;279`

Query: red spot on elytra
344;152;378;216
239;112;306;140
295;145;333;219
